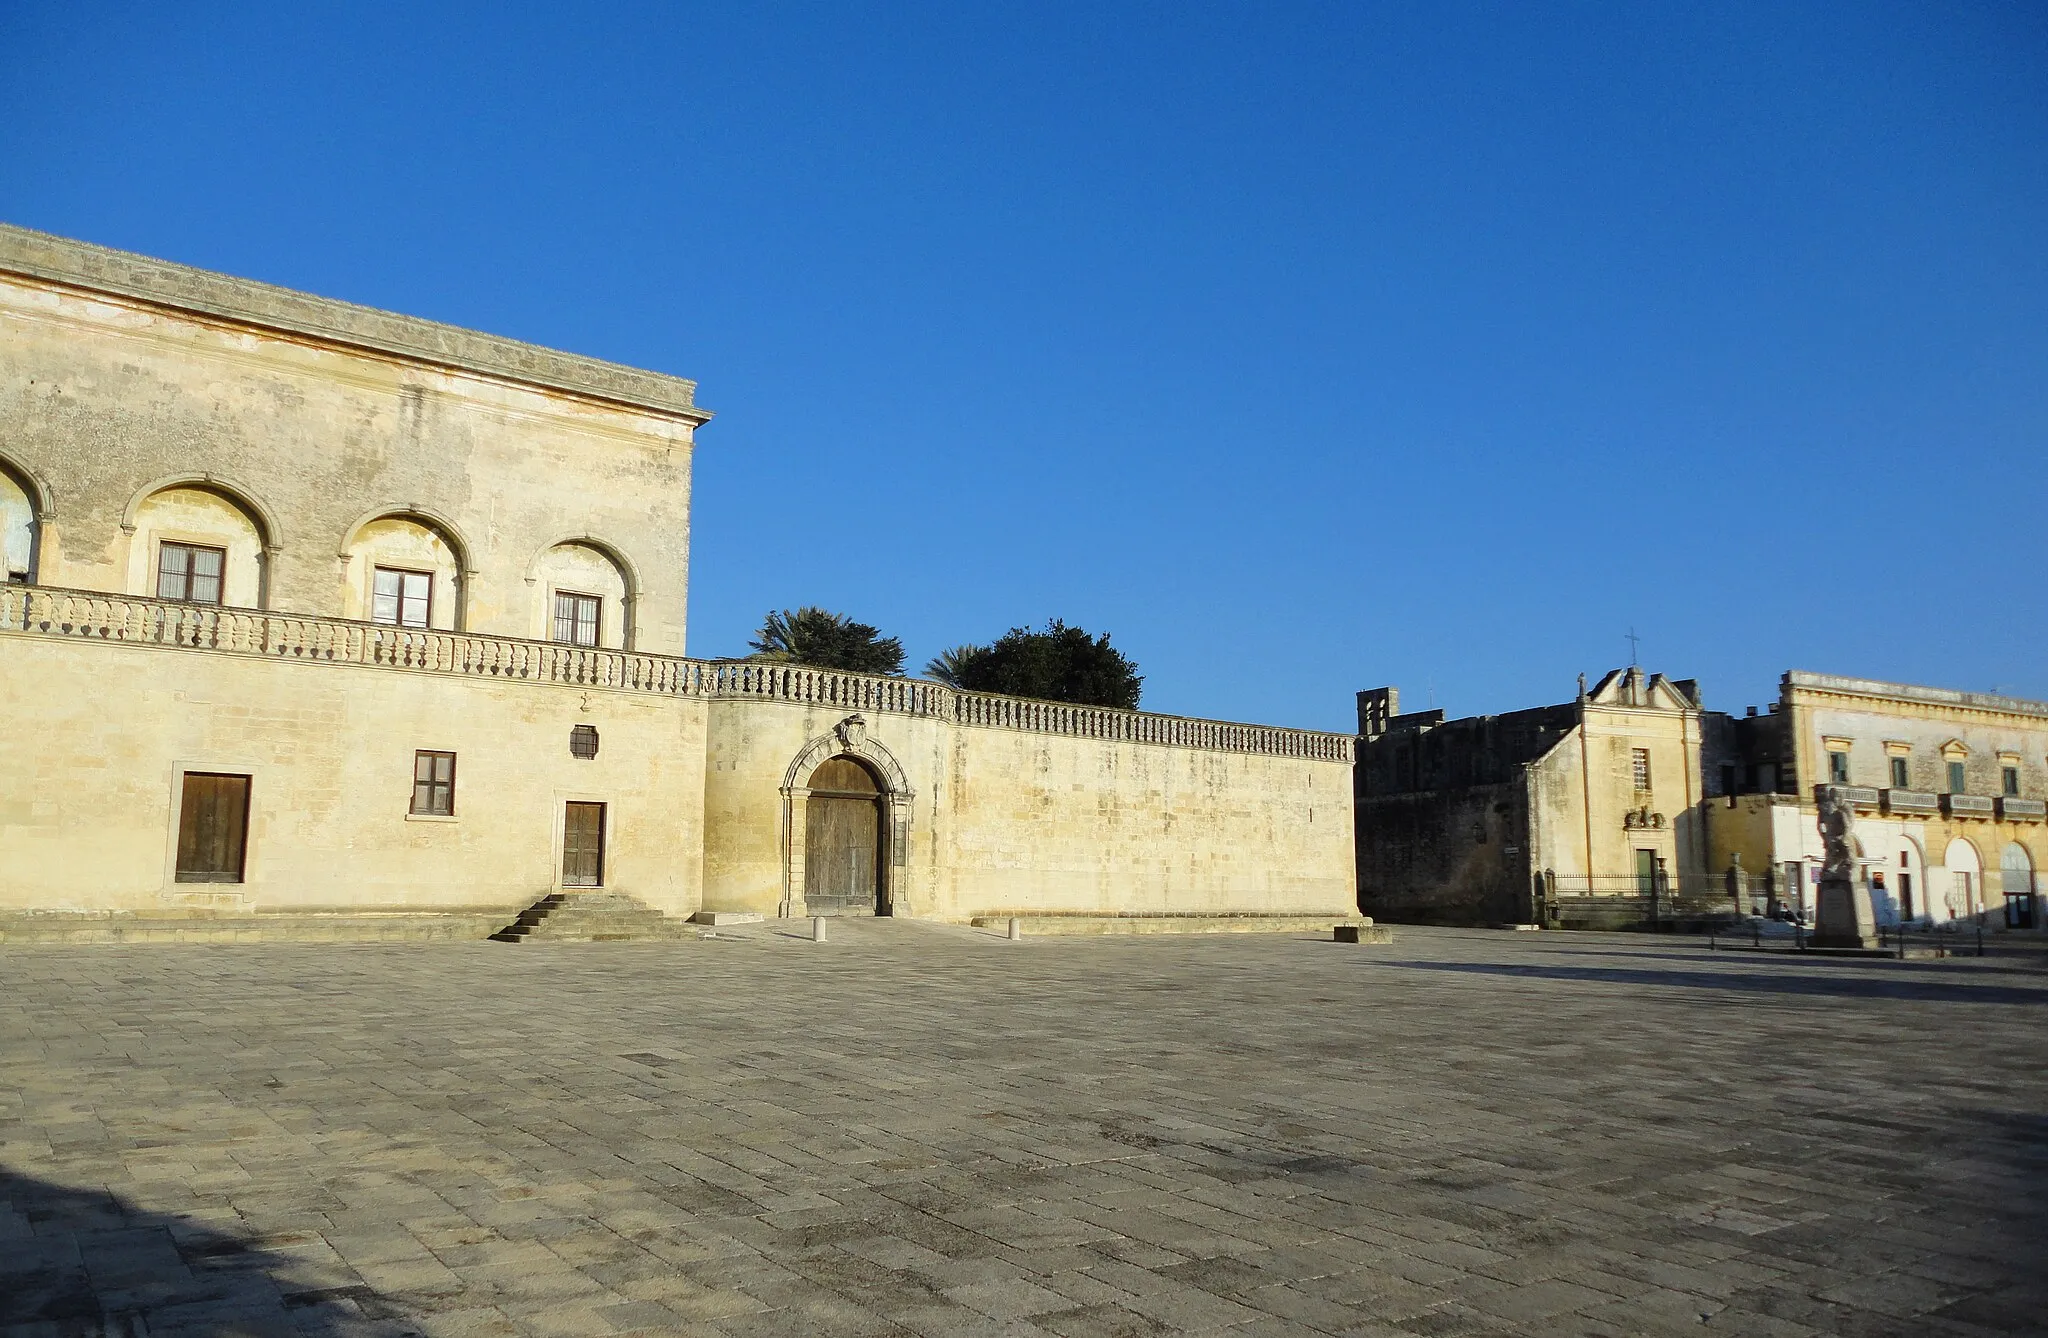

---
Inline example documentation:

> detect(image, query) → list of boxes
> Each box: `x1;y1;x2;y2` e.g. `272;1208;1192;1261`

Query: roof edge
1784;670;2048;719
0;223;711;425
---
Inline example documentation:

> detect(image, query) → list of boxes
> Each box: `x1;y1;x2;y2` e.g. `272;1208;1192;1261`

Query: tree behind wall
929;620;1143;710
749;606;905;676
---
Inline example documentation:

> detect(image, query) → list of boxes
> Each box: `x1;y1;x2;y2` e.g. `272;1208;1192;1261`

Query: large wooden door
804;757;882;915
176;773;250;883
562;801;606;887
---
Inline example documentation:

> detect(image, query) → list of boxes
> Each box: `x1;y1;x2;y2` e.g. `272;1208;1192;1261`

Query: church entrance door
804;756;884;915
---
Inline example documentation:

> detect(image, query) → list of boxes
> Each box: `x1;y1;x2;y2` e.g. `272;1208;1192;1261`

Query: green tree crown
927;620;1142;710
749;606;905;676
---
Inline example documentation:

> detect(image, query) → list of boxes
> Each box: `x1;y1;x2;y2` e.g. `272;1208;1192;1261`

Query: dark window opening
1828;751;1850;784
1719;764;1737;796
411;750;456;815
570;725;600;759
1890;757;1909;789
175;772;250;883
374;567;433;628
158;541;225;605
2003;766;2020;797
553;591;601;647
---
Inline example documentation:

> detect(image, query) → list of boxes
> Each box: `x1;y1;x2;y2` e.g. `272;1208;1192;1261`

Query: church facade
0;226;1357;937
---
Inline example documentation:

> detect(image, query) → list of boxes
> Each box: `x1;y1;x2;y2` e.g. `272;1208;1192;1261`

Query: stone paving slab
2;922;2044;1336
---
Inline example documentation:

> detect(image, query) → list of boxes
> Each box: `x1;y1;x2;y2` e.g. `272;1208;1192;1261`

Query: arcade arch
1942;837;1983;924
2000;841;2036;930
0;455;42;584
123;478;275;609
339;509;470;630
530;539;634;648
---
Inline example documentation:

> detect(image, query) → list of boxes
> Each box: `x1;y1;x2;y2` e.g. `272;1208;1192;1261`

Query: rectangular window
2003;766;2020;797
175;772;249;883
1631;749;1652;793
562;801;606;887
1719;764;1736;796
157;542;225;605
411;750;456;815
1890;757;1909;789
553;591;601;647
1828;751;1850;784
1948;760;1967;794
373;568;433;628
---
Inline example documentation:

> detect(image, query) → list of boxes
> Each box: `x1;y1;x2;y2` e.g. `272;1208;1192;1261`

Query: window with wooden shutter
175;772;250;882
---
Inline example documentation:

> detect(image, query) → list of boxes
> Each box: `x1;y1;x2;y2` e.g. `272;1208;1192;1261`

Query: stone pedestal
1812;874;1878;949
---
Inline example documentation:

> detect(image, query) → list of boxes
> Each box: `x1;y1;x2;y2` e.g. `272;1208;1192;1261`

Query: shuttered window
175;773;250;883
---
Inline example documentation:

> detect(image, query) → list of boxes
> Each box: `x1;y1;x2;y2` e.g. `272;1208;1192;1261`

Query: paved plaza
3;923;2044;1337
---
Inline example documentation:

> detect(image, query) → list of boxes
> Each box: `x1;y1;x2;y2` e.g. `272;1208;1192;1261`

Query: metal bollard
1007;917;1021;941
811;916;826;943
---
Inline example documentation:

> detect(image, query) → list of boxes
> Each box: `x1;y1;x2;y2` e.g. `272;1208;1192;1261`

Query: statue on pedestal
1811;786;1878;949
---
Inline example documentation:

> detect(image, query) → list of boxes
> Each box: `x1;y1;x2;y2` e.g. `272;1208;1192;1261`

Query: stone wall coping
0;223;711;424
2;583;1353;763
1786;670;2048;720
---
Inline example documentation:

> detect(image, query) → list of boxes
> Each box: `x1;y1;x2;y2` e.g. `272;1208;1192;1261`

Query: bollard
1007;917;1021;941
811;916;826;943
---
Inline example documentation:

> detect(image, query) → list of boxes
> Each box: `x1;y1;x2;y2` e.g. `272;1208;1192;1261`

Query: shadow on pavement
1364;958;2048;1005
0;1170;417;1335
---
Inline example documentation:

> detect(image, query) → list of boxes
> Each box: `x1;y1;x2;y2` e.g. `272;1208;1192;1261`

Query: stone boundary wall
3;584;1354;764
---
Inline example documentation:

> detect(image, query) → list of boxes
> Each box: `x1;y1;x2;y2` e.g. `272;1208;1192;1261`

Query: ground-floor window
176;772;250;883
411;751;456;815
562;801;605;887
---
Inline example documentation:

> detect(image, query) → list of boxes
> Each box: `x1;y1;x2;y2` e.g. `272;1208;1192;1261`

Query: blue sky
5;2;2044;731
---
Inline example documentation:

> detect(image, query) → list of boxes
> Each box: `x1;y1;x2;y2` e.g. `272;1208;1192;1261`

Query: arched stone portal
780;715;914;919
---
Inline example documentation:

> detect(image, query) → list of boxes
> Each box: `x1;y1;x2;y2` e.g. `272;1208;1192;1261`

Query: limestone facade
1706;671;2048;931
0;225;1357;931
1354;669;1708;927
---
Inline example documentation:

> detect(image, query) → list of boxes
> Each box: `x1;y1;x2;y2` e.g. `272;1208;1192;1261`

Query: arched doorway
804;756;885;916
2000;842;2035;930
1943;838;1983;925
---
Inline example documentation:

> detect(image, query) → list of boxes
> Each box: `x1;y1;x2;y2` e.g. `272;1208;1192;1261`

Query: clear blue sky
6;3;2044;731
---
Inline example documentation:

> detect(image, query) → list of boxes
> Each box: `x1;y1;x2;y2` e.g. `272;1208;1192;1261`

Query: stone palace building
0;225;1358;940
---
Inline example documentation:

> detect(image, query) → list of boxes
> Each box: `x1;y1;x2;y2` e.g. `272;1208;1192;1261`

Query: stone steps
490;892;696;943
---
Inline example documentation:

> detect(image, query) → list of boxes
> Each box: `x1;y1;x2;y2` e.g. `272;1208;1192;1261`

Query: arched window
532;541;631;648
0;459;37;584
127;484;271;608
340;512;466;629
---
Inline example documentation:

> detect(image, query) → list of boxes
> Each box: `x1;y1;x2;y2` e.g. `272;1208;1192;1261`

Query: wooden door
176;773;250;883
562;801;605;887
804;757;881;915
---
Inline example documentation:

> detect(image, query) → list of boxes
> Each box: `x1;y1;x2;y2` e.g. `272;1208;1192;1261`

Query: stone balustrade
1;584;1354;763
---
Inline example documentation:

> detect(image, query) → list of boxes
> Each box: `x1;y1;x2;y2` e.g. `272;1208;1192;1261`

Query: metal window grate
570;724;600;759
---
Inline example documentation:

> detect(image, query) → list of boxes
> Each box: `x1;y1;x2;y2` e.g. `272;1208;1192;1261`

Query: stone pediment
1586;668;1695;712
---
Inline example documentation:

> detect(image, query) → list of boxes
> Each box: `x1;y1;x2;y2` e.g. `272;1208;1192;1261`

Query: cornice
0;223;712;426
1785;670;2048;723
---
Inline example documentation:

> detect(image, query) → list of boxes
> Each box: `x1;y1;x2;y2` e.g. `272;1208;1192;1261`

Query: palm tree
748;606;905;676
923;644;988;688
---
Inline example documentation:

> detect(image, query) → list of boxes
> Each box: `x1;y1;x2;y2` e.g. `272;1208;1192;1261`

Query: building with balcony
1353;667;1711;928
0;225;1358;938
1706;671;2045;931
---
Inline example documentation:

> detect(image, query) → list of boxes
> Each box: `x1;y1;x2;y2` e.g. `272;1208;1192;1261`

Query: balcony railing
1;584;1353;763
1998;797;2045;822
1881;788;1940;816
1944;793;1996;818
